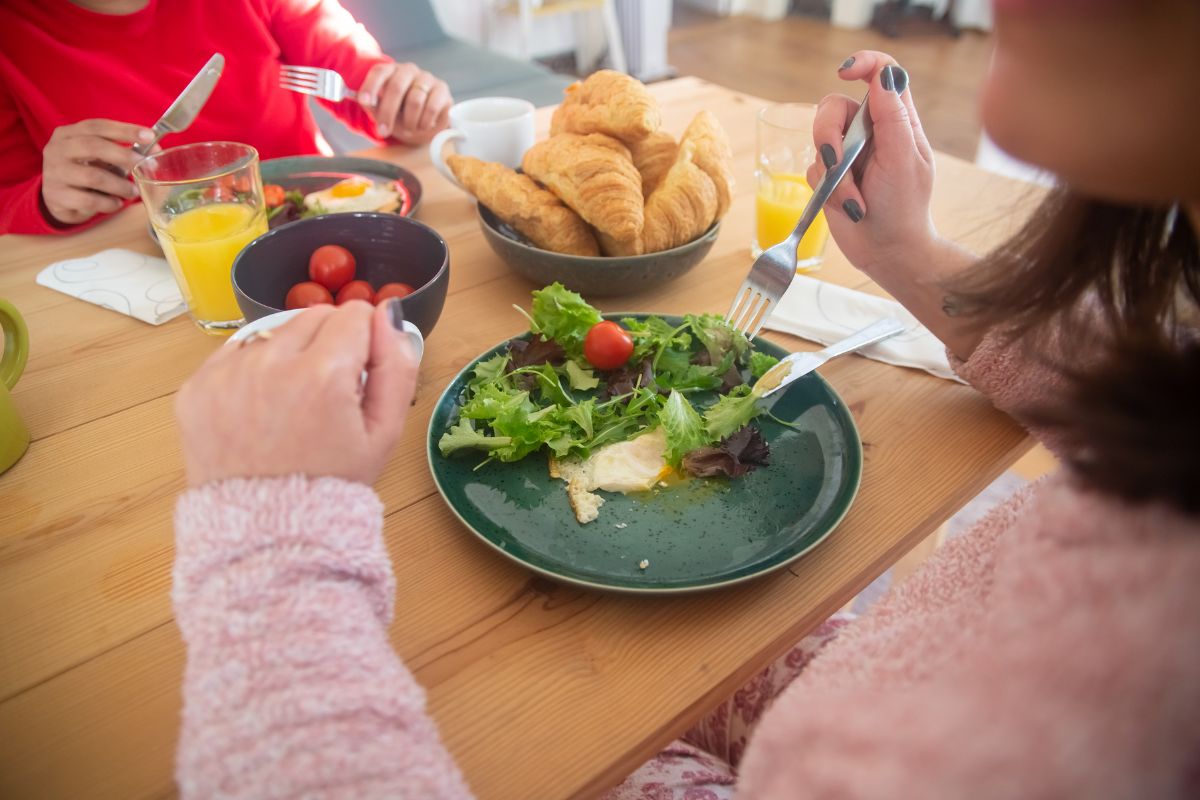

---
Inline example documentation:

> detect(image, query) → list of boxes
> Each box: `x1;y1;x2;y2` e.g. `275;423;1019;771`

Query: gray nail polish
881;65;908;94
820;144;837;169
388;296;405;330
839;56;855;71
843;199;864;222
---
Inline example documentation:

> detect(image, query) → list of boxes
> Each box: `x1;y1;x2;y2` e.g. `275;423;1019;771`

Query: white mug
227;308;425;366
430;97;536;188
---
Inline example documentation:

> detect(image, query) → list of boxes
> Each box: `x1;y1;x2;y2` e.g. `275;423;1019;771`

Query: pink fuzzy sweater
173;334;1200;798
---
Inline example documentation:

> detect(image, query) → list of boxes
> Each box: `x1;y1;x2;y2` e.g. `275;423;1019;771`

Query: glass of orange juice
755;104;829;272
133;142;267;335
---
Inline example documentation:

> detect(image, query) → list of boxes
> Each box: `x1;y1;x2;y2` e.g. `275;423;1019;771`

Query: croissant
643;142;718;254
549;70;661;142
522;133;644;246
628;131;678;198
679;110;735;219
447;154;600;256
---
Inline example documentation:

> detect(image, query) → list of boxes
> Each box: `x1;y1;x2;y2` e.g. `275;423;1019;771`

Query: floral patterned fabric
602;614;854;800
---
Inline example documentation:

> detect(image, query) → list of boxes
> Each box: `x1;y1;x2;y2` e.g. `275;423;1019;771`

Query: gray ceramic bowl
477;204;720;296
232;212;448;338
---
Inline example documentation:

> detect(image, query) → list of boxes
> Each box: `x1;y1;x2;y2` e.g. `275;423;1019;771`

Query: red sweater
0;0;392;235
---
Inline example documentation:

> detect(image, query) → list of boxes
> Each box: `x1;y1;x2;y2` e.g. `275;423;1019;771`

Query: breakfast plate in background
260;155;422;227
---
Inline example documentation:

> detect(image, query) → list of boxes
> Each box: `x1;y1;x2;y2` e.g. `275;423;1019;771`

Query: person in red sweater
0;0;453;235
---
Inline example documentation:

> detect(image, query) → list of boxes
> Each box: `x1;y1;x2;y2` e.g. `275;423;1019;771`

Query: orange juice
755;172;829;270
158;203;266;331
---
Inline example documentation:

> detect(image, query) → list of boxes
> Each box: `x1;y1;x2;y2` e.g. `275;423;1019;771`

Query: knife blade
132;53;225;156
752;318;908;400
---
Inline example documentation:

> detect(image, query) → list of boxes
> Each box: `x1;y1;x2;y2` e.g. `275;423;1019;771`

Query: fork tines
725;283;774;340
279;65;322;97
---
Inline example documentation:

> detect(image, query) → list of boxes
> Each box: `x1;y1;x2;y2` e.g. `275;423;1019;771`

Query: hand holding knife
132;53;225;157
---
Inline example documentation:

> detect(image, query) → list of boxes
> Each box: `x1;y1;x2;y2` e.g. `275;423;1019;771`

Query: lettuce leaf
525;283;602;357
564;359;600;391
704;385;762;440
438;419;513;456
660;390;709;467
749;351;780;379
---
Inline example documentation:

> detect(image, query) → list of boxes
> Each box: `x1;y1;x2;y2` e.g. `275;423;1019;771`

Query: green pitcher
0;299;30;474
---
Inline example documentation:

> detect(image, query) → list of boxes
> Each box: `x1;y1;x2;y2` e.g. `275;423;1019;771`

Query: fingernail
376;122;389;138
838;56;855;71
360;93;375;106
387;296;405;330
138;129;154;143
881;65;908;94
820;144;837;169
843;198;864;222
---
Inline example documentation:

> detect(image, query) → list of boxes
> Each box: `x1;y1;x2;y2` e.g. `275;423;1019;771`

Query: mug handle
0;299;29;391
429;128;466;188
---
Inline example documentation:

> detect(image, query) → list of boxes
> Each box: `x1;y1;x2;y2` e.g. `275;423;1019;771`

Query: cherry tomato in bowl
376;282;415;302
308;244;356;293
583;320;634;370
336;280;376;305
285;281;334;310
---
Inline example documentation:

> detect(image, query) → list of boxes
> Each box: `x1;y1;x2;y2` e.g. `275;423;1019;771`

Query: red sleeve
0;77;72;235
264;0;392;141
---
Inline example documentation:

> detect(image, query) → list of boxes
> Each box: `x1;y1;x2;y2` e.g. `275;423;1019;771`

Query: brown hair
946;189;1200;515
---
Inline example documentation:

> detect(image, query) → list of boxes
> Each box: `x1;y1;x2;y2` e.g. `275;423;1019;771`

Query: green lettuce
523;283;602;357
704;385;762;440
660;390;709;467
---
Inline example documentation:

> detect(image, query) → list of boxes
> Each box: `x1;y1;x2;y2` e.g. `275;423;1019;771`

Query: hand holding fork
280;62;452;143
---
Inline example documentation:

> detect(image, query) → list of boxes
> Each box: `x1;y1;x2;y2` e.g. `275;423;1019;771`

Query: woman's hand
808;51;983;360
41;119;153;226
358;61;452;145
175;300;418;488
806;51;940;277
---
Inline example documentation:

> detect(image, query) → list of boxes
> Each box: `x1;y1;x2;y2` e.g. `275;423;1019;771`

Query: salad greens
438;283;776;476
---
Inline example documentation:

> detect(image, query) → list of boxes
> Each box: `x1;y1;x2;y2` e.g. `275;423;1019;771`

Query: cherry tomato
203;184;236;202
308;245;356;293
285;281;334;310
376;282;415;302
335;280;376;305
583;320;634;371
233;175;252;194
263;184;286;207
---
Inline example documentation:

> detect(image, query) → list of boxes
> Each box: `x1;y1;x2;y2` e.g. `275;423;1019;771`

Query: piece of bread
679;110;735;219
643;142;718;254
522;133;644;246
628;131;678;198
596;230;644;258
549;70;661;142
447;154;599;256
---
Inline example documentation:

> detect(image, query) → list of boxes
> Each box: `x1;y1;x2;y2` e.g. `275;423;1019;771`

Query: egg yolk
330;178;370;198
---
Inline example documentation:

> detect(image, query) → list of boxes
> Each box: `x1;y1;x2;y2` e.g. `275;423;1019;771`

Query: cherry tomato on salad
308;245;356;293
285;281;334;310
335;280;376;305
263;184;286;207
376;282;415;302
583;320;634;371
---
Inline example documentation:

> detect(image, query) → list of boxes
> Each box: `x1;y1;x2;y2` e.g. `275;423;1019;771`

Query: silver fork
279;65;357;102
725;92;874;339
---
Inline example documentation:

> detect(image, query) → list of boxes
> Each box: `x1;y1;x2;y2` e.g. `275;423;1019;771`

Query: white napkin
763;274;962;382
37;248;186;325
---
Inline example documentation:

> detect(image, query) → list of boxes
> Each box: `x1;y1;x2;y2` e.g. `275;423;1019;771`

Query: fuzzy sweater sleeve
172;476;473;799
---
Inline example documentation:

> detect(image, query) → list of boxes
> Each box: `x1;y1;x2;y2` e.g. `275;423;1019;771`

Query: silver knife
752;318;908;399
132;53;225;156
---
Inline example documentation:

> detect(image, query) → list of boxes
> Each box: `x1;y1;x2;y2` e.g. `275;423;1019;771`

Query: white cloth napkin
37;248;186;325
763;273;962;382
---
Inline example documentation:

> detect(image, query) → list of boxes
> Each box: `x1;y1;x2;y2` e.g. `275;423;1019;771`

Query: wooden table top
0;78;1038;799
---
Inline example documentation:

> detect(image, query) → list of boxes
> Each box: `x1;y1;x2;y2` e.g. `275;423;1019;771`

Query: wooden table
0;78;1038;799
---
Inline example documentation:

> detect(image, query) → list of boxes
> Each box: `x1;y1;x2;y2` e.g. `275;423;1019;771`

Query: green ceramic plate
427;315;863;594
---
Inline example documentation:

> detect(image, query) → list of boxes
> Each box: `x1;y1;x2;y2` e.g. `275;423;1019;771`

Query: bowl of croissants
447;71;734;296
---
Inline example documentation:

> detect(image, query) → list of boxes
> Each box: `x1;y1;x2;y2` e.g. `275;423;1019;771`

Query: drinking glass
755;103;830;272
133;142;267;334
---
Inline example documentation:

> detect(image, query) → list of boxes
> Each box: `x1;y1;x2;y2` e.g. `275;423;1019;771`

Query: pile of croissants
448;70;735;257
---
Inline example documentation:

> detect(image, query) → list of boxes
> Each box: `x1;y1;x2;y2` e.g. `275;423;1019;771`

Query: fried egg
550;428;672;524
304;177;401;214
